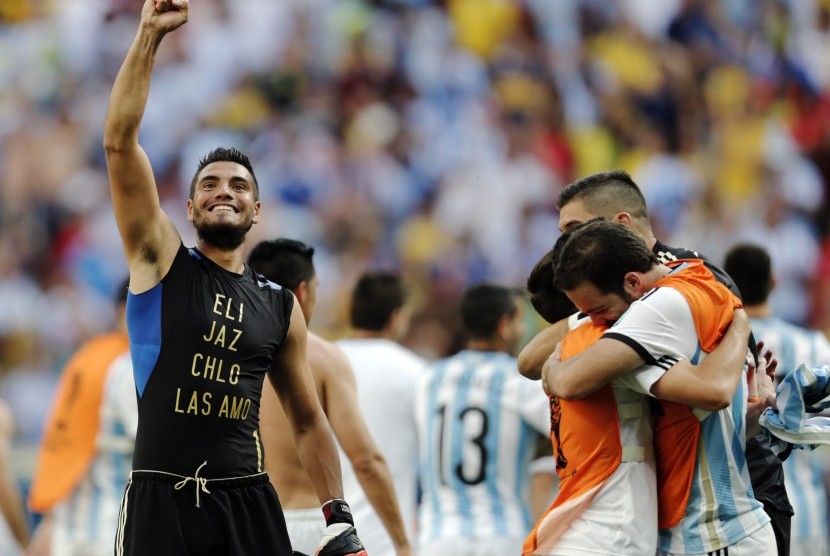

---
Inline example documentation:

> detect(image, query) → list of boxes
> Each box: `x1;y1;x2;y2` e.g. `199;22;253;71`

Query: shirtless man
247;239;413;556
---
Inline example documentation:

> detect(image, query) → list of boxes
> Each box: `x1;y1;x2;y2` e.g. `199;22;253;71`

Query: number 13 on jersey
434;404;490;486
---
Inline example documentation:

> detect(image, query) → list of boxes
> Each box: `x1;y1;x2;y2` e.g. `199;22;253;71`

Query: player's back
415;349;549;545
259;332;333;509
336;338;424;556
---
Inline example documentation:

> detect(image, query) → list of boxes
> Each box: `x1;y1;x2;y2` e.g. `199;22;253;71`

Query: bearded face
193;215;253;250
187;161;260;251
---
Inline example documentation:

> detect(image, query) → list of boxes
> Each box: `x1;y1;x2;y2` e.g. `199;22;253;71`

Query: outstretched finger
766;357;778;379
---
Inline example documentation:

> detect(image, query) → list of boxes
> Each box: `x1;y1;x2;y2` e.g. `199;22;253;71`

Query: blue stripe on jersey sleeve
690;342;702;365
126;285;162;398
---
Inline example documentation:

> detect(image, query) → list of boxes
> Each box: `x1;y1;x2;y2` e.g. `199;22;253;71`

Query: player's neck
743;303;771;319
466;339;507;353
196;241;246;274
642;264;671;289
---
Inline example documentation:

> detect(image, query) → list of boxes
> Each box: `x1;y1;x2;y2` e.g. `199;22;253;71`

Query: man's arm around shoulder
655;309;751;411
519;318;570;380
543;337;644;399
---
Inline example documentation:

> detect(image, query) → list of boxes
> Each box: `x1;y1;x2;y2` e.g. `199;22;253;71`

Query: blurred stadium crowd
2;0;830;462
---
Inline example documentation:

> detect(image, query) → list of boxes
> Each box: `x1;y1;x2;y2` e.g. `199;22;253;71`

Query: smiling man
102;1;365;555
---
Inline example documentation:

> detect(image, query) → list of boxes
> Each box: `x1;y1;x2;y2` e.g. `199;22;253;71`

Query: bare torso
260;332;341;508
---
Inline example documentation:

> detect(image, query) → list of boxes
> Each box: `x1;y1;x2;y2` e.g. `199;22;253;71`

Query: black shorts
116;469;293;556
761;501;791;556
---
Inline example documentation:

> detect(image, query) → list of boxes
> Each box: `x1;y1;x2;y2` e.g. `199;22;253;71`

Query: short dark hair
723;243;773;305
247;238;315;291
554;219;657;295
460;283;521;340
350;272;405;331
556;170;648;221
527;231;578;323
189;147;259;200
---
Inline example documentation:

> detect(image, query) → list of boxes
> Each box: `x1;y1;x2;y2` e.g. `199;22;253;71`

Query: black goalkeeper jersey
126;244;294;478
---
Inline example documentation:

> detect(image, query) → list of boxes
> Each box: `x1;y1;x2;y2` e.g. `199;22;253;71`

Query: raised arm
518;317;570;380
103;0;187;292
320;345;413;556
654;309;751;411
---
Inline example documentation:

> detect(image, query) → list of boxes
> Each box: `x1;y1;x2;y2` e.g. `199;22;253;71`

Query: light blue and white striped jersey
611;286;769;554
751;316;830;551
415;350;549;545
52;352;137;556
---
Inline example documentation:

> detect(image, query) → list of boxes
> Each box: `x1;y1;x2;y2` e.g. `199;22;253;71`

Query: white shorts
552;462;658;556
658;521;777;556
53;541;113;556
284;507;325;556
418;536;525;556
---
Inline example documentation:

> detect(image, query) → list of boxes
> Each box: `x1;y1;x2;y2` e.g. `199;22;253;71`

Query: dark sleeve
277;289;295;346
662;245;759;362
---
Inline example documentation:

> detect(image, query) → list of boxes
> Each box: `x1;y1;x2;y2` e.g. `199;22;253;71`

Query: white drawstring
174;461;211;508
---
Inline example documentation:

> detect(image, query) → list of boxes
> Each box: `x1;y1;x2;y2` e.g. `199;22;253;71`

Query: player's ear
622;271;643;297
495;314;510;340
387;306;412;340
294;281;308;305
252;200;261;224
613;212;633;228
